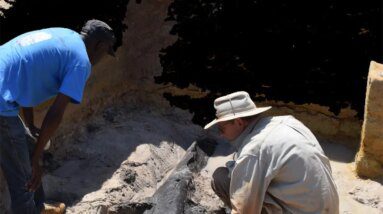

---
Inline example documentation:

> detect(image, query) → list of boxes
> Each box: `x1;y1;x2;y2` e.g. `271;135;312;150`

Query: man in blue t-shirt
0;19;115;214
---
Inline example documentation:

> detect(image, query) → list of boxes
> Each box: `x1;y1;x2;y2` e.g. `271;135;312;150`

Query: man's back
0;28;91;116
231;116;339;213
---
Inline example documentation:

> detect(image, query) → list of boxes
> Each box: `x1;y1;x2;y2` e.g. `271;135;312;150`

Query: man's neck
229;116;262;148
82;36;95;65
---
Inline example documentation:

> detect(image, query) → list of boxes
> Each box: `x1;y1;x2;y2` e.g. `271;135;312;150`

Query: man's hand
26;125;52;150
26;125;40;142
27;156;43;192
29;125;40;138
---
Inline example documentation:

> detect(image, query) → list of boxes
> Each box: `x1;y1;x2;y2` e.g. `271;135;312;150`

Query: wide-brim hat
204;91;271;129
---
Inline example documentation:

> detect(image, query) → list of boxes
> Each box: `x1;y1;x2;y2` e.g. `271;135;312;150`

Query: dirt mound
43;104;203;213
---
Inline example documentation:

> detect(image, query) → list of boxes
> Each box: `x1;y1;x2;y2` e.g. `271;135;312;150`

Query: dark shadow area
156;0;383;126
109;202;153;214
365;176;383;185
0;0;130;50
198;134;235;158
43;103;201;208
319;139;383;184
318;139;357;163
163;93;216;125
196;137;217;156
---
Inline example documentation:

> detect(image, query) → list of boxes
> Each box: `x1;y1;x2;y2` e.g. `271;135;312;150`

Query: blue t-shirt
0;28;91;116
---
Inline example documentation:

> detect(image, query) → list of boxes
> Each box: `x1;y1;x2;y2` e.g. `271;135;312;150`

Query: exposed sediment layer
356;61;383;178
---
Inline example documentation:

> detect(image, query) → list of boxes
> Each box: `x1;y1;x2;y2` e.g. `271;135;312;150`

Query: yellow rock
356;61;383;178
355;150;383;178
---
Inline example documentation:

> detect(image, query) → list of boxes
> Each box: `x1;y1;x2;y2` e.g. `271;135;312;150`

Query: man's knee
212;167;229;181
211;167;230;192
211;167;232;208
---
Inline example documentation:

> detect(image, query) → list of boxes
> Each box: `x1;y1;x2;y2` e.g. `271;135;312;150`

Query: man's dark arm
21;107;35;128
28;93;71;191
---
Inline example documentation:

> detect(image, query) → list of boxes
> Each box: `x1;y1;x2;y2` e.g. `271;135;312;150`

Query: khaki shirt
228;116;339;214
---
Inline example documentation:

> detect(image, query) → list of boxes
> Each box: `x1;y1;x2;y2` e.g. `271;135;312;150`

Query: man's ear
94;40;103;49
236;118;248;128
235;118;243;126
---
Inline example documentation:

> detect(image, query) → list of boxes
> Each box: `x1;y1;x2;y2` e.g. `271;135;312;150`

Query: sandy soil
42;104;203;213
1;102;379;213
323;140;383;213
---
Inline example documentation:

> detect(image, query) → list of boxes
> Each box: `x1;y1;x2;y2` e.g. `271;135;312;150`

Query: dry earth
44;103;203;213
0;100;382;213
48;103;383;214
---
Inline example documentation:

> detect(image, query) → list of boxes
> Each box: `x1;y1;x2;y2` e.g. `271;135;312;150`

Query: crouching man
205;91;339;214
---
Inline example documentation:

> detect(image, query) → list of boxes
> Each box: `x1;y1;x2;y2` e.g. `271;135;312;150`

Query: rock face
258;101;362;147
356;61;383;178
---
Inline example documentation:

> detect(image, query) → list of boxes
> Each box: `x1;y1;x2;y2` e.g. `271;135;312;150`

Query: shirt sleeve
230;155;273;214
59;66;91;104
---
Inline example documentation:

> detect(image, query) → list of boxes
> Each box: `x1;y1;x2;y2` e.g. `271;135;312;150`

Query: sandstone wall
260;101;361;147
356;61;383;178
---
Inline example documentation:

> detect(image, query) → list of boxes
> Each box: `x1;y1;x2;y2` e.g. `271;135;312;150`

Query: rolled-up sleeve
230;155;273;214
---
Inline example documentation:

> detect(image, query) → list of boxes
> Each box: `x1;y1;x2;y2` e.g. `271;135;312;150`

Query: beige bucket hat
204;91;271;129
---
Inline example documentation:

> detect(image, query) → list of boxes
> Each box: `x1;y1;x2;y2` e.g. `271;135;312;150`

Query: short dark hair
81;19;116;55
81;19;115;44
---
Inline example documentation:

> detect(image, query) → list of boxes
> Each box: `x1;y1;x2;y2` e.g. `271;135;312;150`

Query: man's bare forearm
33;108;63;160
32;93;70;160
